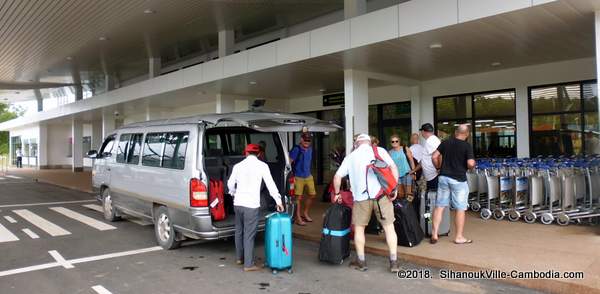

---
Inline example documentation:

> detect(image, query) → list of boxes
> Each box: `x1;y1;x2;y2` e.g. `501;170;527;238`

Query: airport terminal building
1;0;599;182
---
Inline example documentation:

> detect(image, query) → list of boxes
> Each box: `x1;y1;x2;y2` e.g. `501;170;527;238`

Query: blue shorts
399;174;413;186
436;176;469;210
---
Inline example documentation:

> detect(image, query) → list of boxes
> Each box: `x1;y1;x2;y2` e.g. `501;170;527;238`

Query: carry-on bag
209;179;226;221
394;198;424;247
319;204;352;264
265;213;293;274
419;190;450;237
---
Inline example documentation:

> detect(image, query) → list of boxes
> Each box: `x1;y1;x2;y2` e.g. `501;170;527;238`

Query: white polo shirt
421;135;441;181
335;144;396;202
409;144;424;163
227;155;283;209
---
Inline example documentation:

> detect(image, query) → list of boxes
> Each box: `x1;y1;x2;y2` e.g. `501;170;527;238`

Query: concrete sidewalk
6;168;600;293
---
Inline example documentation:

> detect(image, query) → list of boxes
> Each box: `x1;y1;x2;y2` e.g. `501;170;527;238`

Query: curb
292;231;595;294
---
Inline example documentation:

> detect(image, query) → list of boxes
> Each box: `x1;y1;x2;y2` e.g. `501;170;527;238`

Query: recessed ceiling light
319;89;325;92
491;61;502;67
66;56;72;60
98;36;108;41
429;43;443;49
144;9;155;14
249;81;257;85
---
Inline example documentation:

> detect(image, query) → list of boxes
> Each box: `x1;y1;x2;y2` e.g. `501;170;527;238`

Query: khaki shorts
352;197;395;227
295;176;317;197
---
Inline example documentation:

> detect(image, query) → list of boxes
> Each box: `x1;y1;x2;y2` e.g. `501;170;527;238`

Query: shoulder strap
372;145;382;160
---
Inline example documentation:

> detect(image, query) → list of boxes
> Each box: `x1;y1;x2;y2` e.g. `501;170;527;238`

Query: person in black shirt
431;124;475;245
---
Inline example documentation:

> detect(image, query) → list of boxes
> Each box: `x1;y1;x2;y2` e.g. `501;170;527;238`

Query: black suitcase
319;204;352;264
393;198;424;247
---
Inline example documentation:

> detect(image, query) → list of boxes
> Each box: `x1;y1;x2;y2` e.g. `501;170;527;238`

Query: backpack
365;146;398;220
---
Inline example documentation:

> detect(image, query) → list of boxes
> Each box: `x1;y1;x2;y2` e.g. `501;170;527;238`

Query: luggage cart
492;162;516;221
512;162;546;223
467;169;479;212
505;162;530;222
480;164;500;220
556;160;600;225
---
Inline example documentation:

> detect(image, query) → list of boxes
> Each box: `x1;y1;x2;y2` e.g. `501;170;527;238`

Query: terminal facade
0;0;598;184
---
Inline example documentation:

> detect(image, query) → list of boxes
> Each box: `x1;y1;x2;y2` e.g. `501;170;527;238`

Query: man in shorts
289;133;316;225
332;134;400;273
431;124;475;245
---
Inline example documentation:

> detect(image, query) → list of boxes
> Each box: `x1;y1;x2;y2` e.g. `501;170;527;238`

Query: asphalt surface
0;177;541;294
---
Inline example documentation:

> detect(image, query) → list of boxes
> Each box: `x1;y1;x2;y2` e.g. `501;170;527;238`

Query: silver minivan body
91;111;339;244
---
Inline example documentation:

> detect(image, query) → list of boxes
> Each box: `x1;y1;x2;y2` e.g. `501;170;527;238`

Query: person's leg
303;176;317;222
375;197;399;272
350;200;371;270
233;206;244;264
431;176;450;242
353;225;366;259
449;179;470;243
294;177;306;225
243;207;260;269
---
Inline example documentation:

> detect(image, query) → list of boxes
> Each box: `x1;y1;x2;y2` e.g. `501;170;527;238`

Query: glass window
473;118;516;158
382;103;410;120
82;136;92;155
99;135;115;157
142;133;164;167
435;95;472;120
126;134;143;164
474;91;515;117
583;82;598;112
163;132;189;170
531;114;582;156
116;134;131;163
227;133;248;155
531;84;581;114
249;133;280;163
436;120;471;142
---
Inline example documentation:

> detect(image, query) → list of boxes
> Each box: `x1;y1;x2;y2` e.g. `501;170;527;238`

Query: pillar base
73;167;84;172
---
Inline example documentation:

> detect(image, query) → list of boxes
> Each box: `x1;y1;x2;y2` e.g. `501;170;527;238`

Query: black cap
419;123;434;132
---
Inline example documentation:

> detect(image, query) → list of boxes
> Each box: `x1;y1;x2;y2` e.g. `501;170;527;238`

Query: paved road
0;179;540;294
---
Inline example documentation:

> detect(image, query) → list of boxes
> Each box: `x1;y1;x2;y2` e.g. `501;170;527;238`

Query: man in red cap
227;143;284;272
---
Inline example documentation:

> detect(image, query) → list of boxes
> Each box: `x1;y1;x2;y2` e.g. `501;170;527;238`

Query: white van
89;112;339;249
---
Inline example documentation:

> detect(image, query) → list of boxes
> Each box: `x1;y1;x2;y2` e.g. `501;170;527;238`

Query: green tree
0;104;24;155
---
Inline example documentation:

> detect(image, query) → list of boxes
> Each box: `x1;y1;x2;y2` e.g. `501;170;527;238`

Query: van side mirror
86;150;98;158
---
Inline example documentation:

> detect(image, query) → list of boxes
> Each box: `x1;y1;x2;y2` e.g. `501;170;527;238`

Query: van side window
99;135;115;157
116;134;131;163
163;132;189;170
249;133;278;162
126;134;143;164
142;133;164;167
227;133;248;155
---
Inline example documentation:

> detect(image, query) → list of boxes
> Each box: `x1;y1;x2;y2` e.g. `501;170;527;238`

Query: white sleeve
425;137;440;155
378;147;395;167
261;163;282;206
227;165;238;195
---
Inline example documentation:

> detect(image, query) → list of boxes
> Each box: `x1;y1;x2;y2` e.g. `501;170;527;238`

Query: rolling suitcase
319;204;352;264
265;213;293;274
393;199;424;247
420;190;450;237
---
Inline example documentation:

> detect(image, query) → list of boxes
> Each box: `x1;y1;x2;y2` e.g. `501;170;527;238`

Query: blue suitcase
264;212;293;274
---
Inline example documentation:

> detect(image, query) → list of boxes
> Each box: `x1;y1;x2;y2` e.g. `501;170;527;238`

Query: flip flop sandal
430;238;438;244
453;239;473;245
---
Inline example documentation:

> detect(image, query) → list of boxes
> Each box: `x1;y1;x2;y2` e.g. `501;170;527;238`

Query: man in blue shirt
289;133;315;226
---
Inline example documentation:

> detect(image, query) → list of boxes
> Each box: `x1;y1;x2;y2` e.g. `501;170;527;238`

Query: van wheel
154;206;181;250
102;188;120;222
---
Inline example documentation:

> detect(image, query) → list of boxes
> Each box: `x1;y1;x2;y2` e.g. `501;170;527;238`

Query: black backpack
318;204;352;264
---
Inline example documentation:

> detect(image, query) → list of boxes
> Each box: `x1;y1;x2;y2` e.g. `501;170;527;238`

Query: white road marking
49;207;116;231
0;223;19;243
48;250;74;269
0;200;95;208
13;209;71;236
0;246;162;277
3;215;17;223
5;175;22;179
0;177;5;180
92;285;113;294
21;228;39;239
82;204;103;213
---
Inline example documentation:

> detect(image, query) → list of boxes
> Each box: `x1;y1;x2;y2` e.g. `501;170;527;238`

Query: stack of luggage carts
467;156;600;226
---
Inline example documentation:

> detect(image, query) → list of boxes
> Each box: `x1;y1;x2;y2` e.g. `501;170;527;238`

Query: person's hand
334;193;342;204
276;204;285;212
389;190;398;202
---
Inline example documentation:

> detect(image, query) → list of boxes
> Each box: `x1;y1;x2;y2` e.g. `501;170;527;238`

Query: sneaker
349;259;368;272
389;260;400;273
235;260;243;265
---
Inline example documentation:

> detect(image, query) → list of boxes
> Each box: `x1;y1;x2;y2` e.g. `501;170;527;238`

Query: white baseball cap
355;134;371;142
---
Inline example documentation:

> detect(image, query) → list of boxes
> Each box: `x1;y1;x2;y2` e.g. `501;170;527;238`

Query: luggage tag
210;198;219;208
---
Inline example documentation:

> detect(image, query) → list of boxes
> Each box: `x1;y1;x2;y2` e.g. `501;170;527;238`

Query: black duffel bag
319;204;352;264
393;198;424;247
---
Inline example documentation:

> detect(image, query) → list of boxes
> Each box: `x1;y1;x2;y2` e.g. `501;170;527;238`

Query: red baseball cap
244;143;261;155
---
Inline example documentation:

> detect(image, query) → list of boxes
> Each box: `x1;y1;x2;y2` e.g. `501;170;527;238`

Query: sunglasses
391;140;399;143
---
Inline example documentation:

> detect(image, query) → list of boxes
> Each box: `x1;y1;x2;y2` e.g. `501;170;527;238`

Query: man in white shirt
227;143;284;272
332;134;400;273
15;148;23;168
420;123;441;191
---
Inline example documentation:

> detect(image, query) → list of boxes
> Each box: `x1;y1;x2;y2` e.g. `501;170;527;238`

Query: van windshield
205;128;283;163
